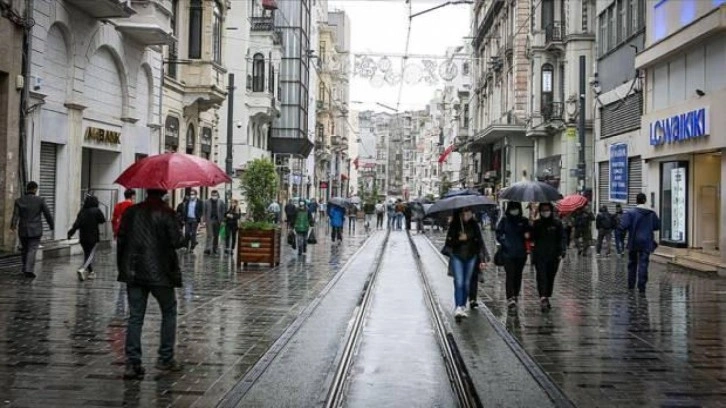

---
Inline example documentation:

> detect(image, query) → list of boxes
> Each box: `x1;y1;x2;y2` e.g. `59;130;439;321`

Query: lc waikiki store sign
649;107;708;146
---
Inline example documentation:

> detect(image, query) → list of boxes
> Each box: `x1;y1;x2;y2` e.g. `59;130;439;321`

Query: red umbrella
556;194;588;215
115;153;231;190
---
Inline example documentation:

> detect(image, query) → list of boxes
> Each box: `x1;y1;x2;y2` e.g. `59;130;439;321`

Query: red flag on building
353;156;360;170
438;144;456;164
262;0;278;10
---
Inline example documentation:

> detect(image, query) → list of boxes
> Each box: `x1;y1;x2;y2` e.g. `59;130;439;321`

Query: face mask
509;209;520;216
462;212;473;222
541;211;551;218
190;195;197;200
212;196;219;200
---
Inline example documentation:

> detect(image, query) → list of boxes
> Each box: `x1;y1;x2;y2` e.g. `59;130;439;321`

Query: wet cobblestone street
429;229;726;407
0;226;368;407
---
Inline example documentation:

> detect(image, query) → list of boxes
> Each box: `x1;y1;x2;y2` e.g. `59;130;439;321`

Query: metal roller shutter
39;142;57;241
627;156;642;207
597;161;616;212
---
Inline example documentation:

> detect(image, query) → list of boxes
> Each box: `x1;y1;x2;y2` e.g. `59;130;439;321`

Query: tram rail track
323;229;482;408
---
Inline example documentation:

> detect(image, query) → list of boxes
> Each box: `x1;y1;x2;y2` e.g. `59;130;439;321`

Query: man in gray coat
10;181;54;278
203;190;226;255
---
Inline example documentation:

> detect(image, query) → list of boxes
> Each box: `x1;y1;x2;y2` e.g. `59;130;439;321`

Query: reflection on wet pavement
0;226;368;407
429;230;726;407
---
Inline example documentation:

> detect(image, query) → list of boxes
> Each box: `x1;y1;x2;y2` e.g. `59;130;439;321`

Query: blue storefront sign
609;143;628;203
649;107;708;146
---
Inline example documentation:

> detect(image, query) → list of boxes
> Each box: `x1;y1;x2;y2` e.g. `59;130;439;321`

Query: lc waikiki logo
649;107;708;146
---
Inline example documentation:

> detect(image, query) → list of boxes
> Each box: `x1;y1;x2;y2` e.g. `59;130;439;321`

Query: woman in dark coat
531;203;566;312
224;199;242;254
496;201;530;309
68;195;106;281
445;207;489;320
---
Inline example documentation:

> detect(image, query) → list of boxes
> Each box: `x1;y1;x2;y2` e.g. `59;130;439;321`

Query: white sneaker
87;271;96;279
454;306;466;318
77;268;86;281
461;307;469;318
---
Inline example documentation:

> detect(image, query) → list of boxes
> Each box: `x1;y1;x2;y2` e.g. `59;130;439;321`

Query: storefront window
660;161;688;247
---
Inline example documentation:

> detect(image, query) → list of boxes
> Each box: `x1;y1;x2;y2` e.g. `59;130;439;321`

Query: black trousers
376;213;384;228
534;256;560;298
225;223;238;251
468;269;479;301
504;257;527;299
81;241;96;272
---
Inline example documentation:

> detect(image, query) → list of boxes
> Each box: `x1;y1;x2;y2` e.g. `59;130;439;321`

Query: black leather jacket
117;198;186;287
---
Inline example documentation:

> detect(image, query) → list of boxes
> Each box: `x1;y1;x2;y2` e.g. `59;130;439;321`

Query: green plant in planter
239;158;279;230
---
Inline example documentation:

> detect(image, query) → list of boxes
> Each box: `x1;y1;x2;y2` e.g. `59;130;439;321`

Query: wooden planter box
237;228;282;268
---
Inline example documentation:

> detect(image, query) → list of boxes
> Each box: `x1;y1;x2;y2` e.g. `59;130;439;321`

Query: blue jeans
125;285;177;365
396;213;403;230
614;230;625;254
451;255;477;307
628;250;650;291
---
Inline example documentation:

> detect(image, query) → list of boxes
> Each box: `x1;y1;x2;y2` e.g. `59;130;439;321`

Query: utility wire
394;0;413;113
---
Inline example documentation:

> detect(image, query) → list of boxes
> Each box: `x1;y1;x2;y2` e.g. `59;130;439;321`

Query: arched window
188;0;202;59
186;125;195;154
212;1;223;63
252;53;265;92
541;64;554;119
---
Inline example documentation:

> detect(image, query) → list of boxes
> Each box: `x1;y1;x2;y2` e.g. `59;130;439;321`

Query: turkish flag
438;144;455;164
353;156;360;170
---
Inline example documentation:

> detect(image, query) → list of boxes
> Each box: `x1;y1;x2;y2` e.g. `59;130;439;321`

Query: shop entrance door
694;152;721;252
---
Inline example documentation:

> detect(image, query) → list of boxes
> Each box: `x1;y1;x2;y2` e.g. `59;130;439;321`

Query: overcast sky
329;0;471;112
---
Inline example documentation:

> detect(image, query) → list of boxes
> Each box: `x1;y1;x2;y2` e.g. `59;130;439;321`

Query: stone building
0;0;27;254
25;0;172;255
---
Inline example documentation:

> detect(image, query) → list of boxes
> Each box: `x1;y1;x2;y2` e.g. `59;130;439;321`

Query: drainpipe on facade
20;0;34;189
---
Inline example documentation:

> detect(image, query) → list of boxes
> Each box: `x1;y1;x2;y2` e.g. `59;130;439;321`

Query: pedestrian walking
294;201;313;256
112;189;136;239
67;195;106;281
268;200;281;224
573;206;594;256
347;203;357;234
404;203;413;231
395;199;405;230
182;190;202;251
284;200;296;230
224;199;242;255
620;193;661;293
613;203;626;256
307;199;319;224
443;208;489;320
203;190;226;255
10;181;54;278
531;203;566;312
319;201;327;224
413;204;425;234
596;205;615;257
386;200;395;229
328;203;345;244
496;201;530;309
117;189;186;380
375;200;385;229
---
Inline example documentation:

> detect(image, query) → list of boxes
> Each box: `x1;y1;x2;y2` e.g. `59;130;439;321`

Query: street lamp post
225;73;235;200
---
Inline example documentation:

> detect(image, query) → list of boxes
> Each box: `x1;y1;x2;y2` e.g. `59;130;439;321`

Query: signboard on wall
671;167;687;242
609;143;628;203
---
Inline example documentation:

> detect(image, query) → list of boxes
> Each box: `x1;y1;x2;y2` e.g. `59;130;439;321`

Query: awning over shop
467;123;526;150
269;137;314;157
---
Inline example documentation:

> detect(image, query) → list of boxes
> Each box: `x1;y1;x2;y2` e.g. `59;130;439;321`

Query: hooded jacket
595;205;614;231
68;196;106;244
620;205;661;253
496;202;531;259
531;203;565;259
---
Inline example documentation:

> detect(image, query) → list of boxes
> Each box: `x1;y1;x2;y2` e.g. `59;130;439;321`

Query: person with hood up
293;201;313;256
620;193;660;293
573;205;595;256
531;203;566;312
68;195;106;281
496;201;531;309
284;200;297;230
328;203;345;244
444;208;489;320
595;205;615;257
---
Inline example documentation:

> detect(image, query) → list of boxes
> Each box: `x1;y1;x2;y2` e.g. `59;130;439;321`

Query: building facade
163;0;228;209
0;0;27;253
26;0;171;251
633;0;725;268
218;0;281;206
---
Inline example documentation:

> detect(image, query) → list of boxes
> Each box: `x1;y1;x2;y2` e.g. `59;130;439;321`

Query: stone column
62;103;86;239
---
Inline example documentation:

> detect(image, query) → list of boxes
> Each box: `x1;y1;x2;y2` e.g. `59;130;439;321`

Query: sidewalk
428;230;726;407
0;224;369;407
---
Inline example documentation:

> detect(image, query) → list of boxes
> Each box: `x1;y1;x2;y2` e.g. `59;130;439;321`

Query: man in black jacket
117;189;186;380
11;181;54;278
181;190;203;251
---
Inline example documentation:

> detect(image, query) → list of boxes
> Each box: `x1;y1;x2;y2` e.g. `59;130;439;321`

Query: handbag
493;247;504;266
219;223;227;240
287;230;295;246
307;229;317;244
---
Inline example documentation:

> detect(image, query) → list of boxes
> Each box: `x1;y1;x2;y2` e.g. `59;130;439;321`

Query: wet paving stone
429;230;726;408
0;226;369;407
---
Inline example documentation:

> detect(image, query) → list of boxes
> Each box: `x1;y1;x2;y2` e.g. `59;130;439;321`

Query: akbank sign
649;107;709;146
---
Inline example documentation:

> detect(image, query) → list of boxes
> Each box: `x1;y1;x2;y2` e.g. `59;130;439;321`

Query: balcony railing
251;16;274;31
541;102;564;121
545;21;564;45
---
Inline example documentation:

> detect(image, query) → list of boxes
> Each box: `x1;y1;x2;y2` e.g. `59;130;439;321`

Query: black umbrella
499;180;563;202
442;188;481;198
426;194;496;216
328;197;348;208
